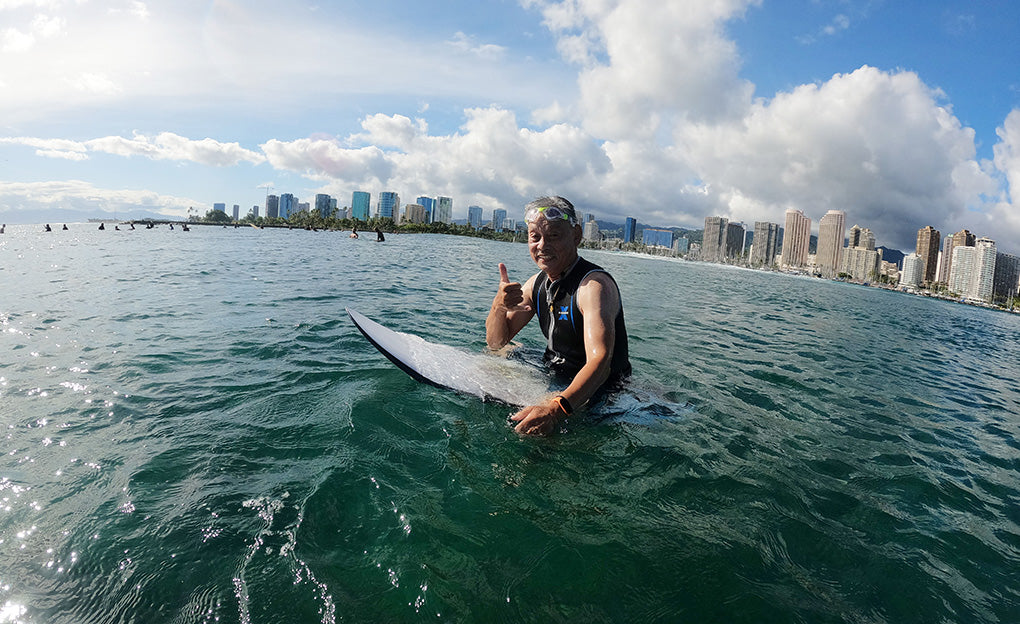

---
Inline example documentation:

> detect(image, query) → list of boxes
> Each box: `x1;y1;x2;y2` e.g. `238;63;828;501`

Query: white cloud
0;133;265;166
31;13;63;36
2;26;35;51
533;0;758;139
69;72;121;95
261;138;392;184
798;13;852;44
1;11;63;52
676;66;996;249
824;14;850;36
447;32;508;61
993;109;1020;207
0;0;63;8
354;114;427;150
35;149;88;161
259;107;611;214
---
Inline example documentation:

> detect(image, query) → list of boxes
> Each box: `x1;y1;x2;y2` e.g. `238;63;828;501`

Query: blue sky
1;0;1018;253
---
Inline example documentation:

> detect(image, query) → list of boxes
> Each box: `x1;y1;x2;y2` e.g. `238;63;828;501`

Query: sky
1;0;1018;253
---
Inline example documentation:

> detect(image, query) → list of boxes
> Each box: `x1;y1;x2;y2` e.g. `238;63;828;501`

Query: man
486;196;630;435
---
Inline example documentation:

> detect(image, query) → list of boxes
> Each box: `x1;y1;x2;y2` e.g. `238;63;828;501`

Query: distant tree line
199;207;522;242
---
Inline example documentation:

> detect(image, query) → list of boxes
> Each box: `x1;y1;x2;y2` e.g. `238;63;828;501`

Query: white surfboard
346;308;552;407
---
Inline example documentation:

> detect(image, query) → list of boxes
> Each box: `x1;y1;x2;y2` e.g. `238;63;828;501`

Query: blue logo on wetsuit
558;305;570;321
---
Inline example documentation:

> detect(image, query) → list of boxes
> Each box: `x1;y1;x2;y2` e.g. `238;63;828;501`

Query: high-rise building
954;229;977;247
939;229;976;284
938;237;954;284
901;253;924;289
435;196;453;224
624;217;636;244
674;236;690;255
402;204;427;224
949;246;974;295
993;252;1020;305
468;205;483;229
702;216;727;263
858;228;876;250
750;221;780;267
266;194;280;219
416;196;436;223
847;225;876;251
351;191;371;221
213;202;226;214
949;238;997;303
839;225;880;282
847;224;862;249
724;222;746;260
973;238;997;303
782;209;811;268
279;193;296;219
915;225;941;286
252;205;259;218
816;210;846;278
377;192;399;219
841;247;883;282
315;194;332;219
583;220;600;242
232;204;240;221
492;208;507;230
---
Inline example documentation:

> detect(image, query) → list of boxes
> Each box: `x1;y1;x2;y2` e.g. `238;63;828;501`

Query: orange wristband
551;395;573;415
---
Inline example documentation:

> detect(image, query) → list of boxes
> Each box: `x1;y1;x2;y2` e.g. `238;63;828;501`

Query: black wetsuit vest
532;257;631;381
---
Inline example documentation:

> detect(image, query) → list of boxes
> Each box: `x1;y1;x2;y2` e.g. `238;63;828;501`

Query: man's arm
510;273;620;435
486;263;536;350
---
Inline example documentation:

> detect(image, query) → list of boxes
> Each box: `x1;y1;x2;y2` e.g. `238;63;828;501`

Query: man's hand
510;399;567;435
494;263;530;312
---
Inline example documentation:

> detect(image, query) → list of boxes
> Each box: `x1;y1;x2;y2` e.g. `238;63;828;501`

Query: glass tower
351;191;370;221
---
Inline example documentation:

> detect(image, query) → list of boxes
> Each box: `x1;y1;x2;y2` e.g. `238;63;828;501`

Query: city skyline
1;1;1018;253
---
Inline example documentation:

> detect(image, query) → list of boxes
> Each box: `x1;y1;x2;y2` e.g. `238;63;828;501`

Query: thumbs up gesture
496;263;530;312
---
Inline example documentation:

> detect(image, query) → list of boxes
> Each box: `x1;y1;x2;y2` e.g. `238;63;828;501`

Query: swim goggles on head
524;205;577;226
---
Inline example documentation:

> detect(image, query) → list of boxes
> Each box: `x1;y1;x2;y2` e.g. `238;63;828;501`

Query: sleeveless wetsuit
532;257;631;382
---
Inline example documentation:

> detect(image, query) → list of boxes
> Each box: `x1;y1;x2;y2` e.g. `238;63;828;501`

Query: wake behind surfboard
346;308;552;407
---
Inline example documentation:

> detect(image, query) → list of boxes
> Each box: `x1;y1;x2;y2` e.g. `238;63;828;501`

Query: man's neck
546;255;581;283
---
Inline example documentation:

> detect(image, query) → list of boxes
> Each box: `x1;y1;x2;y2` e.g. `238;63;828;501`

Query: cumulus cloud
677;66;996;249
262;108;611;211
1;11;62;52
993;109;1020;207
533;0;757;138
2;25;36;51
261;138;392;184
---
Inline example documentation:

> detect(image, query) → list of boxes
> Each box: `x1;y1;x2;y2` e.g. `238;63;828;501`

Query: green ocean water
1;224;1018;623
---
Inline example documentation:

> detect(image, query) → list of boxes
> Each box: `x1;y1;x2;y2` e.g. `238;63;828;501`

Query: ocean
1;224;1018;623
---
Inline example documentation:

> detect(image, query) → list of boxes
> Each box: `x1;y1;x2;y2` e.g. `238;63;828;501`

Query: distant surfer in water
486;196;630;435
375;227;384;242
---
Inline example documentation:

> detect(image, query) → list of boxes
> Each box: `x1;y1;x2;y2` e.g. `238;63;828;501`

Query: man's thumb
498;263;510;283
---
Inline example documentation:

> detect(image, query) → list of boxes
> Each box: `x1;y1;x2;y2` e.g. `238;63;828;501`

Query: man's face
527;217;581;279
